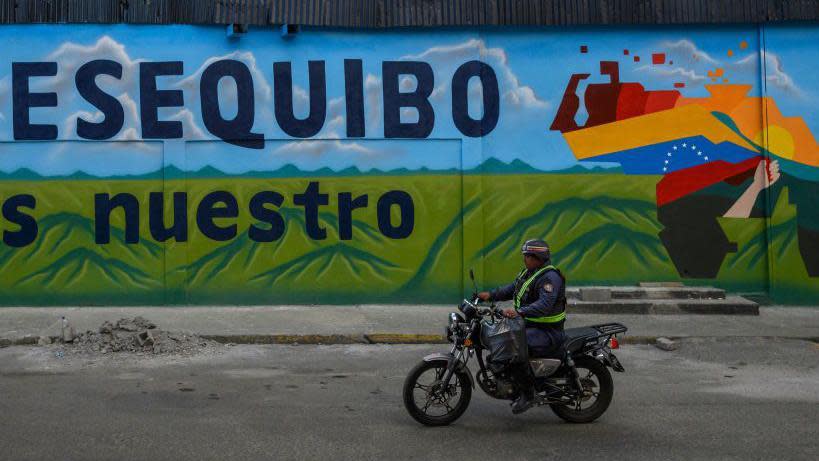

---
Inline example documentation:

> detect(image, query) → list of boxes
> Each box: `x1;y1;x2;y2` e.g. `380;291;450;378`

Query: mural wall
0;24;816;305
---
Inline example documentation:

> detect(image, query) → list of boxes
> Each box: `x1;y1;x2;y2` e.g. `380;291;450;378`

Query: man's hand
477;291;491;301
502;308;518;318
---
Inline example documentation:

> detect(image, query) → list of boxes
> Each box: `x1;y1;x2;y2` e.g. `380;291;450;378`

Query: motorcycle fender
602;352;625;372
423;353;475;388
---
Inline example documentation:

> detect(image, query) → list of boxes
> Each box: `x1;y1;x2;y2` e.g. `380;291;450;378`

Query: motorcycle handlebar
464;298;502;319
476;305;501;318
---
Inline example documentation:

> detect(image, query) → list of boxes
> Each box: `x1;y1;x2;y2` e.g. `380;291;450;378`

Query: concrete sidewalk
1;305;818;345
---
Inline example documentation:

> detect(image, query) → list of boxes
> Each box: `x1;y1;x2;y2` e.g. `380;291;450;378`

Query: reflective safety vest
513;265;567;324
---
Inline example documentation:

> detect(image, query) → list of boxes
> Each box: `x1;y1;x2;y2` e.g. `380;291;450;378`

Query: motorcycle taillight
609;337;619;349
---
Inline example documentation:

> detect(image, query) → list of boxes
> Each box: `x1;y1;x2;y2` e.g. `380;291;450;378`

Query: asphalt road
1;338;817;461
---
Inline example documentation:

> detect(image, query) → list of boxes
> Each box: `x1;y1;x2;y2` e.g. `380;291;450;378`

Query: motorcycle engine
476;370;517;400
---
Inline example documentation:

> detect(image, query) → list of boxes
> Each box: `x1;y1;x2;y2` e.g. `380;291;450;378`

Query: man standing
478;239;567;414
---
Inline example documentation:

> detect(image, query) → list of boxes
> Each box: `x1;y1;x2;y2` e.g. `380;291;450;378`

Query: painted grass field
0;173;813;305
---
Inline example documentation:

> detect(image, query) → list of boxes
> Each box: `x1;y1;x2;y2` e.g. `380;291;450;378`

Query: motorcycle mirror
468;268;479;296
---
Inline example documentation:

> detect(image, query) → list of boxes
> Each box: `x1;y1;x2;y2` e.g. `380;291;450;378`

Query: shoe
511;392;535;414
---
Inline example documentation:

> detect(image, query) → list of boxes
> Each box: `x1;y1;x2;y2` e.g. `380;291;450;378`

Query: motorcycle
403;271;627;426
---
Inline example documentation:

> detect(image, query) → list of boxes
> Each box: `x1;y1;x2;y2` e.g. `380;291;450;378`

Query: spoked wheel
403;360;472;426
550;356;613;423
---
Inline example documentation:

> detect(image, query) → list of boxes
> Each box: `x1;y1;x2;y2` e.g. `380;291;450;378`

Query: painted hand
753;159;781;190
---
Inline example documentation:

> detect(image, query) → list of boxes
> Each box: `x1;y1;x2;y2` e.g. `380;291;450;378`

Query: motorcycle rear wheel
403;360;472;426
549;356;613;423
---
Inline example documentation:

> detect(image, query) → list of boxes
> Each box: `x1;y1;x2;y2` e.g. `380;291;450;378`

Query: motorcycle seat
562;327;601;352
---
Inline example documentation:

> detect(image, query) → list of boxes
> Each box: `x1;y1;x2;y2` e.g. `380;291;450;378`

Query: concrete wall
0;24;816;305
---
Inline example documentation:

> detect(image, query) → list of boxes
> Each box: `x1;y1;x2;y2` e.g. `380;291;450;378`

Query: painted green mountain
473;194;674;284
0;157;621;181
1;174;815;305
0;212;164;304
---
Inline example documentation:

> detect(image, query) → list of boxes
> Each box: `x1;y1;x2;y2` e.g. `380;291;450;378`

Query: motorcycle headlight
447;312;463;342
448;312;460;329
458;301;476;318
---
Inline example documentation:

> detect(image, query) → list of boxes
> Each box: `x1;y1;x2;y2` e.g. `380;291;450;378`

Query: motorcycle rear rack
587;322;628;336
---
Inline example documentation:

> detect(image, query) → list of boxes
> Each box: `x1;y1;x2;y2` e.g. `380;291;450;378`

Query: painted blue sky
0;24;810;176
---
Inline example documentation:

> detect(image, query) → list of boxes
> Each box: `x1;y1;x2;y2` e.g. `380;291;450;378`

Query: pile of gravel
59;317;220;355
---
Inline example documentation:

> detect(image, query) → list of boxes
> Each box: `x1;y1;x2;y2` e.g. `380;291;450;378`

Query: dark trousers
511;327;565;397
510;361;535;397
526;327;565;357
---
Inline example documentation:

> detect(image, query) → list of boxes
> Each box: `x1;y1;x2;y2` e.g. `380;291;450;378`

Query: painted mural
0;25;816;305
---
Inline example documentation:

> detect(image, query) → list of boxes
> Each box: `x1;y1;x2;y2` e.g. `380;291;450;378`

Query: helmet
521;239;550;262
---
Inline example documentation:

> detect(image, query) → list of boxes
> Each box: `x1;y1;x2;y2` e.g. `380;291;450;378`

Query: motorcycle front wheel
402;359;472;426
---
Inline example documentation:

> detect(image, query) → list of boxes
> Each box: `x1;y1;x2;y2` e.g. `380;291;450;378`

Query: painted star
704;156;709;161
673;146;678;150
682;143;687;147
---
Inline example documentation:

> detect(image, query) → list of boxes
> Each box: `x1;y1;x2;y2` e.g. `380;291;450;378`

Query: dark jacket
489;265;567;330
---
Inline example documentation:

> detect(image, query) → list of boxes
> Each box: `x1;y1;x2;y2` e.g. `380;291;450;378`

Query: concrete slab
639;281;686;287
579;287;612;302
566;286;726;300
569;296;759;315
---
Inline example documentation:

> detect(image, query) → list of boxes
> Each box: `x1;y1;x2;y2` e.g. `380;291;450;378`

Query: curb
201;333;453;345
5;334;817;347
203;334;817;345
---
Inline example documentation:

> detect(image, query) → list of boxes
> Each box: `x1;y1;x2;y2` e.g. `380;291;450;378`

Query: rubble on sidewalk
654;337;678;351
55;316;220;355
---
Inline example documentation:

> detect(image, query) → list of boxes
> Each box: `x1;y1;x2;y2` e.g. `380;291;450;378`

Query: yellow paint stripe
563;104;758;160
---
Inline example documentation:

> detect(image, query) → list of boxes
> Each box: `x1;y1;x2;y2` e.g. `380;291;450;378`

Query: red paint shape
656;157;762;207
580;45;588;53
550;73;591;133
615;83;649;120
643;90;680;114
623;49;630;55
584;61;622;127
674;82;685;88
633;55;640;62
652;53;666;65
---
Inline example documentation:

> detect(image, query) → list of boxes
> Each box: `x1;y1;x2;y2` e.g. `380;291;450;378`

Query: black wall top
1;0;818;26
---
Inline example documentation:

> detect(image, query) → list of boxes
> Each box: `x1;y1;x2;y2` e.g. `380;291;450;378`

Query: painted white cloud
401;38;550;111
46;35;142;95
660;39;720;65
364;74;383;134
177;50;272;102
325;96;346;134
732;51;801;96
273;138;375;157
61;93;142;141
0;76;8;122
0;76;9;138
42;35;207;141
631;39;720;89
176;50;274;135
635;64;707;85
